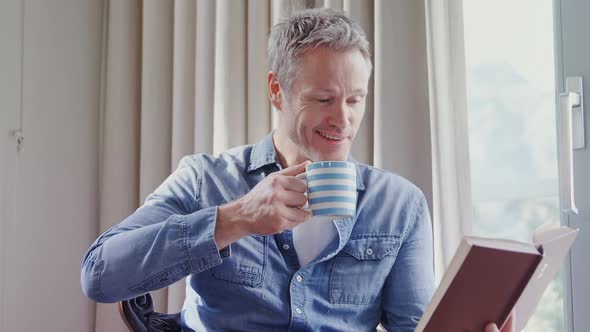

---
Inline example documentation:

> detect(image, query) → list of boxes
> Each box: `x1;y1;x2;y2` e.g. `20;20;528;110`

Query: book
415;223;578;332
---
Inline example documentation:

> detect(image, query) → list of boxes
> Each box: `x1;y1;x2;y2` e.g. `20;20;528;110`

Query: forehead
292;47;371;91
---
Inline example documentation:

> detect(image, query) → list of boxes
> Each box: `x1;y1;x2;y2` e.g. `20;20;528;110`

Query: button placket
275;231;299;270
289;269;307;326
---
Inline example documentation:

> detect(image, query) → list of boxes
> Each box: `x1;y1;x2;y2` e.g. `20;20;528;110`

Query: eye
316;98;332;103
347;98;361;104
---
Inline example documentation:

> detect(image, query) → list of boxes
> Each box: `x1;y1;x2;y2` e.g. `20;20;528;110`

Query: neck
272;130;306;168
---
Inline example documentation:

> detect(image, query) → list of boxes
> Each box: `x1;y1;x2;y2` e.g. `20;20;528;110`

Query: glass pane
462;1;564;331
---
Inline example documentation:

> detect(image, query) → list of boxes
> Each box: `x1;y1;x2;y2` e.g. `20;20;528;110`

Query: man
82;8;512;332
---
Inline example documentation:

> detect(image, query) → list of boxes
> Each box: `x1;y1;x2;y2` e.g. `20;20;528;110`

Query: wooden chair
118;293;181;332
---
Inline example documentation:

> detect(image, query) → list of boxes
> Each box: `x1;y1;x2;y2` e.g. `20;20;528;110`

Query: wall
0;1;103;331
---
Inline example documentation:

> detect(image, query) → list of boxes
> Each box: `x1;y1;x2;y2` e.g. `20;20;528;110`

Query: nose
327;100;351;129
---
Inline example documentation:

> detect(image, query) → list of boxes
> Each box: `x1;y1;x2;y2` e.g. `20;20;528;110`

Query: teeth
317;131;343;140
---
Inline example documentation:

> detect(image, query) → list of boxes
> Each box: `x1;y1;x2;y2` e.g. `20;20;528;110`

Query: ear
267;71;284;110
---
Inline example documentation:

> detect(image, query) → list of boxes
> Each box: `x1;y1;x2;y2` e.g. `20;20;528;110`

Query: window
462;1;564;331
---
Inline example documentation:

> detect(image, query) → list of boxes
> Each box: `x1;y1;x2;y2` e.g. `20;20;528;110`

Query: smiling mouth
316;130;346;141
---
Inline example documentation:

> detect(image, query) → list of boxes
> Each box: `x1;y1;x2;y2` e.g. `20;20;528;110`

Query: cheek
298;117;316;139
351;109;365;128
294;105;322;131
304;116;325;136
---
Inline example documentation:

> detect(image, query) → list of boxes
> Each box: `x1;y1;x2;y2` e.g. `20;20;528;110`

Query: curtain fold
247;0;272;143
96;1;142;331
168;0;197;314
139;0;175;314
424;0;473;282
346;0;374;165
172;0;196;165
373;0;432;208
194;0;216;154
213;0;247;154
323;0;343;10
96;1;438;331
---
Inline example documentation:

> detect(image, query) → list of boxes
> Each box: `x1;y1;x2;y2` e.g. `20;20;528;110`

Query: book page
514;226;578;331
532;223;574;246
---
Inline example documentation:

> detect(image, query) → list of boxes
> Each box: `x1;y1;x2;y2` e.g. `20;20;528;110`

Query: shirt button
282;244;290;250
366;248;373;255
295;307;302;314
296;275;303;283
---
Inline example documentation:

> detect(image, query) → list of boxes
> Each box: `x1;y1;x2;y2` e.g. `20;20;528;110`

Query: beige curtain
96;0;432;331
424;0;473;283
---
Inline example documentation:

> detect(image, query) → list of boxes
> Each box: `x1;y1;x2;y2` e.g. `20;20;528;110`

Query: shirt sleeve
80;156;228;303
380;191;435;332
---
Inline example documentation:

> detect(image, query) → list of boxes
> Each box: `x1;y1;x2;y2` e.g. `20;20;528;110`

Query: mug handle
295;172;310;211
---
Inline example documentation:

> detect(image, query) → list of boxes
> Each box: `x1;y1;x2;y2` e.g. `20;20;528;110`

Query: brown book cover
415;224;578;332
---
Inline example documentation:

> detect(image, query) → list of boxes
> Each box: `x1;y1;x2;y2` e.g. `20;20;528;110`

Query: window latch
11;129;24;152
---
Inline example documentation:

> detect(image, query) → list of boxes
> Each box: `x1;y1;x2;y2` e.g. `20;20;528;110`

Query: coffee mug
296;161;357;218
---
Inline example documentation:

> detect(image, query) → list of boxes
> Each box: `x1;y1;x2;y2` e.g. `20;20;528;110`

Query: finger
280;205;312;224
276;160;311;176
280;176;308;193
502;310;515;332
276;190;308;207
484;323;500;332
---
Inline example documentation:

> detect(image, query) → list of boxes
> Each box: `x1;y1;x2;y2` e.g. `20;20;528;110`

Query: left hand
484;310;515;332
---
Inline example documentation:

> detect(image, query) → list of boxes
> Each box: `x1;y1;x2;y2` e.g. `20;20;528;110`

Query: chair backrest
118;293;182;332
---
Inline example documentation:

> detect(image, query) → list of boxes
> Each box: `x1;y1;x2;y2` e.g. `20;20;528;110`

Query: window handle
558;77;584;214
11;129;24;152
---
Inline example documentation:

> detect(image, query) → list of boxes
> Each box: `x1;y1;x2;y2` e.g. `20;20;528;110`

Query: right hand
485;310;516;332
215;161;312;248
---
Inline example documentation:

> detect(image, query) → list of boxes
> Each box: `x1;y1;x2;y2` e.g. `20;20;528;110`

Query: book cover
415;224;578;332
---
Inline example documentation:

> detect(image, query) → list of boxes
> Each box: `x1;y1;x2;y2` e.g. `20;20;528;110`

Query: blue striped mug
296;161;357;218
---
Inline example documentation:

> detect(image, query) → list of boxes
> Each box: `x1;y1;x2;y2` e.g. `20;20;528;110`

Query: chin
310;151;349;162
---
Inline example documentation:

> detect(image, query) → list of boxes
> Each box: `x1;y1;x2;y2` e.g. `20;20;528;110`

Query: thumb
484;323;500;332
503;310;516;332
277;160;311;176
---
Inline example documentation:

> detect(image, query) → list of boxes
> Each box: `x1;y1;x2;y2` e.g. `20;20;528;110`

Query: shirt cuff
184;206;229;273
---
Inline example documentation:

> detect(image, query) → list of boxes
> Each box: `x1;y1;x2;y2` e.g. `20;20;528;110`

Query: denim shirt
81;133;434;332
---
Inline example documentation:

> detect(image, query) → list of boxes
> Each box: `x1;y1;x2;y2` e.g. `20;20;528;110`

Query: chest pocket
329;235;400;305
210;235;268;287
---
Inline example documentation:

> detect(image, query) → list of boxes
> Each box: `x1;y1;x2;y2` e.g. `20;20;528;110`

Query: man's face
274;47;371;163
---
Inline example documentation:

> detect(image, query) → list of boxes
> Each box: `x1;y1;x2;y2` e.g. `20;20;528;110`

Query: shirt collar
248;132;366;191
248;131;280;172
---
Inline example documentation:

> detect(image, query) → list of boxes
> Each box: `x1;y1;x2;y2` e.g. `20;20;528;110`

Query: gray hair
267;8;372;95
